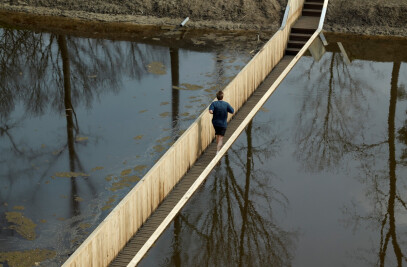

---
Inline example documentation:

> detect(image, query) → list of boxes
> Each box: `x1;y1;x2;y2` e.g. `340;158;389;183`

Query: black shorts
214;126;227;136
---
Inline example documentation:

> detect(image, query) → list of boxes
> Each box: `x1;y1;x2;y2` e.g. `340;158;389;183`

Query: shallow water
140;35;407;267
0;26;258;266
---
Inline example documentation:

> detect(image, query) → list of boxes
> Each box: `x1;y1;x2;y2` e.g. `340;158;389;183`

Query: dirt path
0;0;406;36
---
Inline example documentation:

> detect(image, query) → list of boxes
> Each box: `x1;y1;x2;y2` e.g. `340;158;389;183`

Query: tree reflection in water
0;26;169;258
342;61;407;266
293;51;375;173
156;120;298;267
293;42;407;266
0;24;254;265
0;27;168;183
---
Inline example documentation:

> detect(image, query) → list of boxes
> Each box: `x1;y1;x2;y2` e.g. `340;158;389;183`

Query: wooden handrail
280;5;290;30
318;0;329;30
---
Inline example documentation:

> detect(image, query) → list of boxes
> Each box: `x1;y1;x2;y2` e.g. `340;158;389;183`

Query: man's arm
227;103;234;114
209;103;214;114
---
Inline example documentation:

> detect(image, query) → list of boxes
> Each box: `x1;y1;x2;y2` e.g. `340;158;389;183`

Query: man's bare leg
217;135;223;152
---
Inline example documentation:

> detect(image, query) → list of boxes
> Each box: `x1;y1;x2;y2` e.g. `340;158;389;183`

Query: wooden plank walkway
60;0;329;265
109;55;294;267
109;8;322;267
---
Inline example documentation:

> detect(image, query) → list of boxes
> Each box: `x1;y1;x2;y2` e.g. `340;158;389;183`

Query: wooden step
304;2;323;10
291;27;315;34
302;8;322;16
285;48;300;55
289;33;312;41
287;40;307;49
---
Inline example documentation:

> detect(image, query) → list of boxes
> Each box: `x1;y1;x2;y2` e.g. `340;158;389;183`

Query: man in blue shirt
209;91;234;153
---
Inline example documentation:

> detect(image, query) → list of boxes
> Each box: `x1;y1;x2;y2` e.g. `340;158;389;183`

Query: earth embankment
325;0;407;36
0;0;406;36
0;0;287;31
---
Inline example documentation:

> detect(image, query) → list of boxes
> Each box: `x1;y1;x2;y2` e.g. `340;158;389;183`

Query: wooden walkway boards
110;55;295;267
286;16;320;55
295;16;320;29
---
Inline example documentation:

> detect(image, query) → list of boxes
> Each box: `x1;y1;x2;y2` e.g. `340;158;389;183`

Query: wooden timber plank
292;16;319;29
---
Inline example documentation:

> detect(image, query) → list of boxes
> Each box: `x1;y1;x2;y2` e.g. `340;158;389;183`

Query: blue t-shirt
209;100;234;128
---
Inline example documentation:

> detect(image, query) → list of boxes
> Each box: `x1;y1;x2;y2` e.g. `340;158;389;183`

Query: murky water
0;24;261;266
140;35;407;267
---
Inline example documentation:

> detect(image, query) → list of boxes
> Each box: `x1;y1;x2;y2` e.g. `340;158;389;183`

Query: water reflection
170;47;180;137
298;36;407;265
0;25;253;265
142;35;407;266
141;120;298;266
293;50;374;173
381;61;406;266
341;60;407;266
58;34;101;242
0;28;156;242
224;122;296;267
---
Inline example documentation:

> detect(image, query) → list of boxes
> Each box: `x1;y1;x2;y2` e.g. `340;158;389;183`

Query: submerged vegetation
5;212;37;240
0;249;56;267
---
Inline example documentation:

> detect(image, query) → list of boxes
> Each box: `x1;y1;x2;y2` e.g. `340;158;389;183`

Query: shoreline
1;1;406;37
0;2;281;31
0;10;275;55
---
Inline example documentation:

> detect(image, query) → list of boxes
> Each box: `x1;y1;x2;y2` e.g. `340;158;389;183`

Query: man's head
216;91;224;100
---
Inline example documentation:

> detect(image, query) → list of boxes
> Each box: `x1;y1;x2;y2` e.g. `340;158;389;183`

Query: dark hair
216;91;224;100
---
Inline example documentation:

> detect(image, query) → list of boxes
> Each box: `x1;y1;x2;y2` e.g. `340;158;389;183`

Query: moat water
0;23;262;266
140;34;407;267
1;21;407;266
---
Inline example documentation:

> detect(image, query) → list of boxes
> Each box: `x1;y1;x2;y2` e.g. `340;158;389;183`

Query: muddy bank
325;0;407;36
0;9;273;57
0;0;406;38
0;0;286;31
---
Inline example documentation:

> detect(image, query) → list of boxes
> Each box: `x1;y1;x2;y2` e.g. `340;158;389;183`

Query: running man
209;91;234;153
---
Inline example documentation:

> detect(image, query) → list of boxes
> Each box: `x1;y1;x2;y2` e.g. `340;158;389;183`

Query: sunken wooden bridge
63;0;328;266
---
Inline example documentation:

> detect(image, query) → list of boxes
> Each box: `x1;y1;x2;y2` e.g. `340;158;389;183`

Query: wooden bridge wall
62;0;305;266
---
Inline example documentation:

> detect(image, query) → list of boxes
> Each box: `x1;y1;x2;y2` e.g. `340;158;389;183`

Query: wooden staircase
285;0;323;55
303;0;324;16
